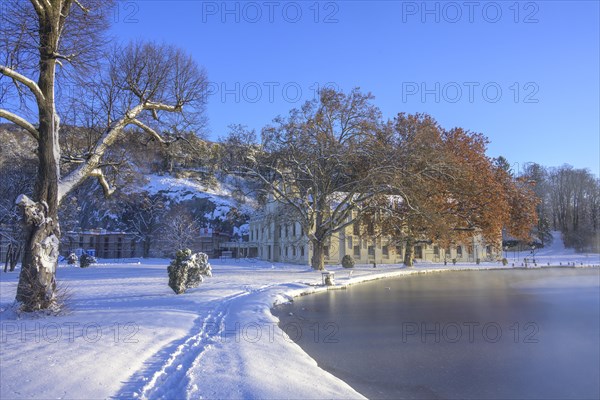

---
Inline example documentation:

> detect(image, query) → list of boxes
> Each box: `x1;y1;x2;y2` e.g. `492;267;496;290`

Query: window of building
293;223;296;236
382;245;389;258
414;245;423;259
486;245;492;255
285;225;288;238
292;246;296;257
396;245;403;255
353;245;361;257
433;246;439;256
353;222;360;235
300;246;305;257
104;236;109;256
457;246;463;257
117;237;123;259
285;247;288;257
79;236;84;249
368;246;375;257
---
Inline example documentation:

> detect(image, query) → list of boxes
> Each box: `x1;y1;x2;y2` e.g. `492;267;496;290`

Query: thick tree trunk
311;238;325;271
8;244;21;272
403;237;415;267
143;239;152;258
15;18;61;311
16;200;60;310
3;244;9;273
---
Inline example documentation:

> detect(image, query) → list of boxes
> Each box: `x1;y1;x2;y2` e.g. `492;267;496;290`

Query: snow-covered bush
79;253;96;268
67;253;78;265
502;258;508;266
341;255;355;269
167;249;212;294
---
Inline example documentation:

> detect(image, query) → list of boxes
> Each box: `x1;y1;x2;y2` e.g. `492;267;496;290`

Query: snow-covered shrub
341;255;355;269
502;258;508;266
67;253;78;265
167;249;212;294
79;253;96;268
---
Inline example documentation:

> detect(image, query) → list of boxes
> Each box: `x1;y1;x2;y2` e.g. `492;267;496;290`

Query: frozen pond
273;268;600;399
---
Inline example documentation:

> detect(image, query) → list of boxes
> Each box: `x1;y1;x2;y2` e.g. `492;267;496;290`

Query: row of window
250;224;305;242
279;245;305;258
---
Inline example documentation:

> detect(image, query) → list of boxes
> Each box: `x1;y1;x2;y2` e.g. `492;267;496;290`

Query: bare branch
144;102;182;113
130;119;175;144
89;168;115;197
72;0;90;13
58;103;145;202
29;0;46;15
0;109;39;140
0;65;45;105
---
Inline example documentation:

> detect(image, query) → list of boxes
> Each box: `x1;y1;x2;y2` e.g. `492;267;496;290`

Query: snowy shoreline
1;250;599;399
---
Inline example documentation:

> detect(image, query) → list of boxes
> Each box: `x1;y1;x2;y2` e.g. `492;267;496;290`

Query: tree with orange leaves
363;113;538;266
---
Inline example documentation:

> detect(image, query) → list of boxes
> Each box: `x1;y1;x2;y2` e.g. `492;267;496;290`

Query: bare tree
122;193;167;258
546;166;600;251
161;212;200;254
243;88;389;270
0;1;207;310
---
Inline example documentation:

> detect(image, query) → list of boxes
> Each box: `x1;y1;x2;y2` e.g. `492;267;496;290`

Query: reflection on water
273;268;600;399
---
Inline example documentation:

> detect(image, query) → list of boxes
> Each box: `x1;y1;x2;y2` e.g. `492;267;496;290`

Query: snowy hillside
140;173;257;219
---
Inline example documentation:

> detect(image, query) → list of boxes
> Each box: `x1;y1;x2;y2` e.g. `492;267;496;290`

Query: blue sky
110;0;599;175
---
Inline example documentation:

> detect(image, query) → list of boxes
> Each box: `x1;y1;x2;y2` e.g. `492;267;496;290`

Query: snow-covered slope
510;231;599;266
140;173;256;221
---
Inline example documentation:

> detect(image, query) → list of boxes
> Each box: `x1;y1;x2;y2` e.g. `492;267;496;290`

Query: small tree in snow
167;249;212;294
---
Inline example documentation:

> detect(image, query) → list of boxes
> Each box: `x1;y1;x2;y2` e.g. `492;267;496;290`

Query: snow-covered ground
1;233;598;399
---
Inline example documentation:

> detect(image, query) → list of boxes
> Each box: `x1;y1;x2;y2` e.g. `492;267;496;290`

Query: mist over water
273;268;600;399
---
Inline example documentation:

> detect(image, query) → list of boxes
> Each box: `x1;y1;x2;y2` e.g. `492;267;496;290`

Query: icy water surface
273;268;600;399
